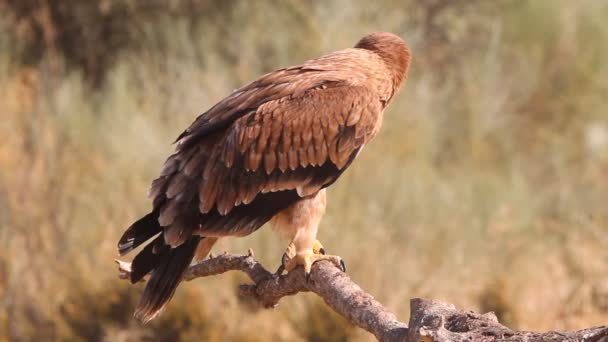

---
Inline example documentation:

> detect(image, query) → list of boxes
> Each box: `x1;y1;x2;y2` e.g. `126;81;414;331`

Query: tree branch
116;251;608;342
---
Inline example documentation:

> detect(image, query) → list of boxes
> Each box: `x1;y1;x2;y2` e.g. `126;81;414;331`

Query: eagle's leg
271;189;345;277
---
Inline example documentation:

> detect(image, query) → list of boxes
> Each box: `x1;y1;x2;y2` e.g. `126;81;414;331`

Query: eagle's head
355;32;411;90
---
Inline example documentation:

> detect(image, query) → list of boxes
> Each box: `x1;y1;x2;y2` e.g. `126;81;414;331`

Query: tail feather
118;211;162;256
130;234;168;283
121;189;304;322
133;236;201;323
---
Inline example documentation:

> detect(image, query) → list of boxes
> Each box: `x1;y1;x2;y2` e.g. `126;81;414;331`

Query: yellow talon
276;240;345;277
283;252;345;279
281;240;323;267
312;240;325;255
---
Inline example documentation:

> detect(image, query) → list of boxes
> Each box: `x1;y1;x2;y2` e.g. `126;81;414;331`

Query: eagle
118;32;411;322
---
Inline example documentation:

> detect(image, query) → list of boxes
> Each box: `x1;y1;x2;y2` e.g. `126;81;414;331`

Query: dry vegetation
0;1;607;341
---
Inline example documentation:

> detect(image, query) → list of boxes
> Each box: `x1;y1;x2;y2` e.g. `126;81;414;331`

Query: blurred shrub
0;0;508;86
0;0;324;86
295;298;356;342
0;0;238;85
58;282;224;341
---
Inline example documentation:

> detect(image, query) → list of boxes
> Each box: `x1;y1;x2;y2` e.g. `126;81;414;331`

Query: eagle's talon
277;242;296;275
283;251;345;277
275;264;286;276
281;252;290;269
281;240;329;274
312;240;325;255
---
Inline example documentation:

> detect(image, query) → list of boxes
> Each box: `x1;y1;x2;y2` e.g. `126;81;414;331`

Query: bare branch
116;252;405;340
116;252;608;342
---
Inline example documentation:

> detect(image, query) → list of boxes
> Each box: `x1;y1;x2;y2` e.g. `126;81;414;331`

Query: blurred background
1;0;607;341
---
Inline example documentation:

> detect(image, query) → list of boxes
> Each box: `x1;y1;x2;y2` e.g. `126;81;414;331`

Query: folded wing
152;84;382;246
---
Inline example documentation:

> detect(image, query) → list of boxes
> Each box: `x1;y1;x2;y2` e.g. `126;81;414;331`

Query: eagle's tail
117;190;301;322
133;236;201;323
117;212;208;323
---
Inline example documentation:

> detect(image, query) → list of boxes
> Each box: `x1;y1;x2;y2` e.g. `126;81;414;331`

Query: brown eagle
118;32;411;322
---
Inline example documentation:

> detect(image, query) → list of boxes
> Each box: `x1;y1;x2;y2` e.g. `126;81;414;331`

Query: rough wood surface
116;251;608;341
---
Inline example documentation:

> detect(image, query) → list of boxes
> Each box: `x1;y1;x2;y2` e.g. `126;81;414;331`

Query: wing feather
201;85;381;219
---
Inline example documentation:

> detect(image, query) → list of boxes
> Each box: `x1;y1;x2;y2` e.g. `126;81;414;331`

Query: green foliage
0;1;607;340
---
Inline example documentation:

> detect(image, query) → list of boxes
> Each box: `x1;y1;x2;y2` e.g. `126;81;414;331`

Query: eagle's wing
210;84;382;211
153;84;383;245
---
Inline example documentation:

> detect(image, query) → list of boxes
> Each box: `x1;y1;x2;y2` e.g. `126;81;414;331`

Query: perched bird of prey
118;32;411;322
